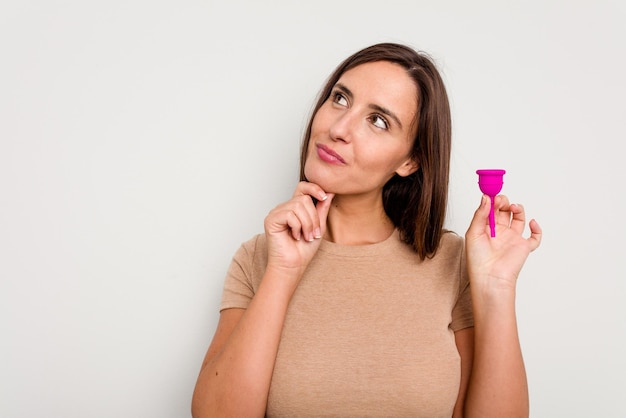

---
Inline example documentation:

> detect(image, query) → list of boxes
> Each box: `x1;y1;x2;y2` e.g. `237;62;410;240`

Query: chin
304;165;339;194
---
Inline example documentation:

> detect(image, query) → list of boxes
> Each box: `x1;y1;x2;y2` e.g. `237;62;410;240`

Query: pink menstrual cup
476;169;506;237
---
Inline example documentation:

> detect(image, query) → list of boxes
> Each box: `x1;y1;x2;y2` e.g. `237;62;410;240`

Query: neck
324;193;395;245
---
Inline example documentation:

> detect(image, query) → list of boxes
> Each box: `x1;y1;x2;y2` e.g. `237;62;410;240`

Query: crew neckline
317;229;402;258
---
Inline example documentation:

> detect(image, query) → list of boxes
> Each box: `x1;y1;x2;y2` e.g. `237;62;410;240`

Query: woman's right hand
192;182;333;418
264;181;334;279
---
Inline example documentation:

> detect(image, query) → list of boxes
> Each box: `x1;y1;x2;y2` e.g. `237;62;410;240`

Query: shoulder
436;230;465;259
224;233;269;295
239;232;267;253
233;233;268;270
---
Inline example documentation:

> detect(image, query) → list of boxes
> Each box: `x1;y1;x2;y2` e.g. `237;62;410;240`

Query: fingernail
314;227;322;239
319;194;328;201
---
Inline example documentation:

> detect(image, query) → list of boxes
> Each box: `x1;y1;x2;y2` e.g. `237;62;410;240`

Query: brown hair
299;43;452;259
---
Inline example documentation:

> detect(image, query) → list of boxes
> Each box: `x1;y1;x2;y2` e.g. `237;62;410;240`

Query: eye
369;114;389;130
332;91;348;107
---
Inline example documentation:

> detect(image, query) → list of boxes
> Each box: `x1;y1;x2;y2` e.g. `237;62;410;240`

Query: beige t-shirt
220;230;474;417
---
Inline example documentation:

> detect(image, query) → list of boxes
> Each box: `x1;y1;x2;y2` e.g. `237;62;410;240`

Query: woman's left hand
465;194;542;293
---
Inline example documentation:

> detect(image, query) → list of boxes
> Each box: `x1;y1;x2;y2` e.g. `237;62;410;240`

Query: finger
315;193;335;238
279;208;304;241
292;181;329;241
527;219;542;251
509;203;526;234
289;197;318;242
293;181;328;202
268;198;314;241
465;195;491;239
494;194;511;226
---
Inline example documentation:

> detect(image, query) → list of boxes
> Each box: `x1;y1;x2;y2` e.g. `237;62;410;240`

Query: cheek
362;147;411;177
302;143;318;180
310;105;334;134
309;122;322;140
303;114;326;178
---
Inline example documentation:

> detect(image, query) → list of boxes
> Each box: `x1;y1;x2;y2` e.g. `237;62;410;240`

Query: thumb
466;195;490;239
316;193;335;235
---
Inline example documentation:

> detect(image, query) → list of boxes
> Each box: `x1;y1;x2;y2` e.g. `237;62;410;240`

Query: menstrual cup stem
489;195;496;237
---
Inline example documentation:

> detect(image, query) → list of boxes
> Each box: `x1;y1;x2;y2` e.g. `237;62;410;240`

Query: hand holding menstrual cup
476;169;506;237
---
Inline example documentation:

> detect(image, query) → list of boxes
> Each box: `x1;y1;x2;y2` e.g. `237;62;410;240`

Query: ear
395;158;419;177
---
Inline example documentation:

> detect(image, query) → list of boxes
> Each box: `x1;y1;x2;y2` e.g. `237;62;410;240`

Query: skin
191;61;542;418
304;61;419;245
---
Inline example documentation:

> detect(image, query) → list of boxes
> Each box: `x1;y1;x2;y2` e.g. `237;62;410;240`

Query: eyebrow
334;83;404;129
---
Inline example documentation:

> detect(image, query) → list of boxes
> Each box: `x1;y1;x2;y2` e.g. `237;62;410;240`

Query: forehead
337;61;418;122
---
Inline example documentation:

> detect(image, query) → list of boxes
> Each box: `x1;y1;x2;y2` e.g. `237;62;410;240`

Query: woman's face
304;61;419;197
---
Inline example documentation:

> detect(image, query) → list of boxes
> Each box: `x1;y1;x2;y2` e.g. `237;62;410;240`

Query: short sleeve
219;235;265;312
450;239;474;332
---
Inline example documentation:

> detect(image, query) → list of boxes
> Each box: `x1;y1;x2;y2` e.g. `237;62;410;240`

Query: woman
192;43;542;417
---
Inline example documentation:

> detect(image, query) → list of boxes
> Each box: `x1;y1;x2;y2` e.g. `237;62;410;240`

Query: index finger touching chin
293;181;328;202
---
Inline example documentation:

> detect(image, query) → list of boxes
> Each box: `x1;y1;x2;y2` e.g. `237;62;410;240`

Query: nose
328;110;355;143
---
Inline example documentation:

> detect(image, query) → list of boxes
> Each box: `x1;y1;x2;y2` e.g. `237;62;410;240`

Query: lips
316;143;346;164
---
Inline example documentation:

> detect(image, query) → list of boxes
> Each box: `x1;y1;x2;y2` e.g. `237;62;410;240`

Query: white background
1;1;624;417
